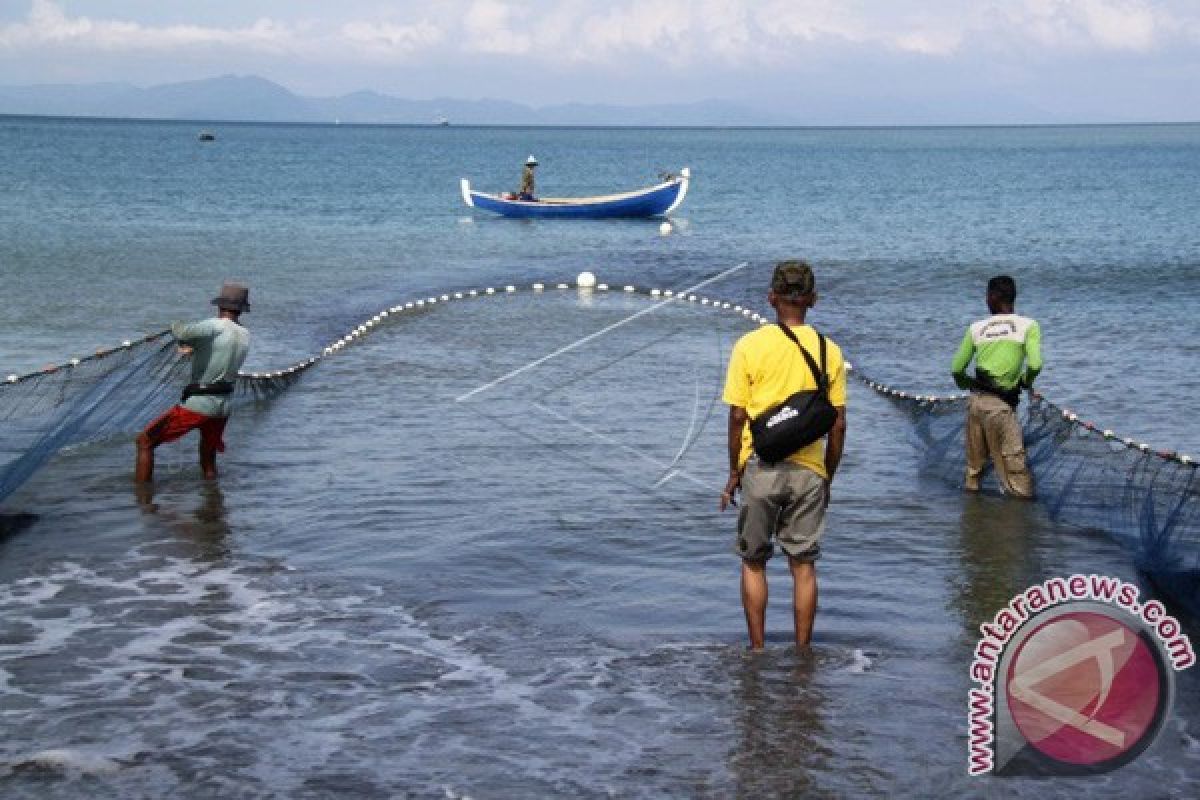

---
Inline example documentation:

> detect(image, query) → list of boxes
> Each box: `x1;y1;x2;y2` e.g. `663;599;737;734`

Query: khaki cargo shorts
735;460;828;563
965;392;1034;499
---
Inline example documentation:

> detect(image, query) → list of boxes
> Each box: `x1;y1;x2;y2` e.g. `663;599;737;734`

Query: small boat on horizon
461;168;690;219
197;130;216;141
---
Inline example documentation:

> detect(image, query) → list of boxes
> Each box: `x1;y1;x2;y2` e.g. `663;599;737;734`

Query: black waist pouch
749;326;838;464
974;370;1021;408
181;380;234;404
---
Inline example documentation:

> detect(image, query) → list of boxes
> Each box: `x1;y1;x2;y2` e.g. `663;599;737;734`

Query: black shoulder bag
749;325;839;464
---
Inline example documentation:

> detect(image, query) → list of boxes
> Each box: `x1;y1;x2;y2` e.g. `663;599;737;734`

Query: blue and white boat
461;168;689;219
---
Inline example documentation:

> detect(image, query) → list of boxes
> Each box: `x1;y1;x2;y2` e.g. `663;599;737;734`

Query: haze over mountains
0;74;789;126
0;73;1070;126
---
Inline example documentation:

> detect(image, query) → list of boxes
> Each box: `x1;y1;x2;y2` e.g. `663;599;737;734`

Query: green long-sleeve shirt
951;313;1042;391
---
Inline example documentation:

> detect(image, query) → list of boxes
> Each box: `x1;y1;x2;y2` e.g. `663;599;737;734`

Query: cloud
1080;0;1158;50
752;0;865;46
1005;0;1163;53
574;2;693;63
341;20;444;57
463;0;531;55
0;0;442;62
0;0;300;53
520;0;958;66
1;0;1197;74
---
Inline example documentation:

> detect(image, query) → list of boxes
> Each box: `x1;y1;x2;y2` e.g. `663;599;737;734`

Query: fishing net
407;286;753;509
852;369;1200;615
0;281;762;508
0;332;306;503
6;278;1197;617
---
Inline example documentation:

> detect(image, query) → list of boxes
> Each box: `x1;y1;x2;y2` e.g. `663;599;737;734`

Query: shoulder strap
777;323;828;393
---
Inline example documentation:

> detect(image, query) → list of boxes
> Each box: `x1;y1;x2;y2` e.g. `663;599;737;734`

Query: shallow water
0;119;1198;797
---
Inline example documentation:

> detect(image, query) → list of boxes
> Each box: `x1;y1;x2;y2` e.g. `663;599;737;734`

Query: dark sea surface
0;117;1198;797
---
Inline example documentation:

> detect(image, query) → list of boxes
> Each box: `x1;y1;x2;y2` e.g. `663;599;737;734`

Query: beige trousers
965;393;1034;498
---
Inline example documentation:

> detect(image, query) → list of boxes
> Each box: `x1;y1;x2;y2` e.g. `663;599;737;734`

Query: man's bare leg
135;433;155;483
199;440;218;480
741;560;768;650
133;480;156;511
789;557;818;648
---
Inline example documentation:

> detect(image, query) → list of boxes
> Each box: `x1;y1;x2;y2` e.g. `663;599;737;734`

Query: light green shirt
172;317;250;417
951;313;1042;391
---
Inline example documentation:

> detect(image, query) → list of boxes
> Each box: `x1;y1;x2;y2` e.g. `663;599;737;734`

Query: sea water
0;117;1198;797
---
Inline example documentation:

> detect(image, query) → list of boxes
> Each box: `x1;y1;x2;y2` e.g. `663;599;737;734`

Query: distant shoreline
3;112;1198;131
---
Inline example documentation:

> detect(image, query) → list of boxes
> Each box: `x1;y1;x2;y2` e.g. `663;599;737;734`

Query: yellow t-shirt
722;323;847;479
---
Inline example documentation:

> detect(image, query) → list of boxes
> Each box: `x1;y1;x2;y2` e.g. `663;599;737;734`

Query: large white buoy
577;271;597;289
659;221;673;235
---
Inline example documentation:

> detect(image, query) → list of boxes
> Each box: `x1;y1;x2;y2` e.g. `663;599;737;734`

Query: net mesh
4;285;1197;617
0;282;766;508
851;367;1200;616
0;332;305;502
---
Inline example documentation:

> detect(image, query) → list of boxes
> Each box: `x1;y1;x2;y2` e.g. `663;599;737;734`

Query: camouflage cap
770;260;815;296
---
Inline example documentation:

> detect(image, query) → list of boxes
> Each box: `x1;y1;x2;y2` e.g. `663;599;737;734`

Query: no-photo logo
1007;610;1163;766
967;575;1195;777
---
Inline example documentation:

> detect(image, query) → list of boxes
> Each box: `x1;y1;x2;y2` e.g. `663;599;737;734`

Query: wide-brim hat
526;155;538;166
211;282;250;312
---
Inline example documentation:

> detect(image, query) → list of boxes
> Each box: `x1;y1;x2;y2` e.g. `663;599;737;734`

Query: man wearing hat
720;261;847;650
135;283;251;482
518;155;537;201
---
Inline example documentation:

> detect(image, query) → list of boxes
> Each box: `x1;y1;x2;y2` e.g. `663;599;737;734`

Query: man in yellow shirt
721;261;847;650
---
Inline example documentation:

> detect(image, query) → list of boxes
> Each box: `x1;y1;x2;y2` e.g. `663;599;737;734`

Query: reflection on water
729;651;829;799
134;481;231;562
948;493;1045;638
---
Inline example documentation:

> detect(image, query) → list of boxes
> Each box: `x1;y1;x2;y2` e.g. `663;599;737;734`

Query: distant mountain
0;74;785;126
0;76;321;122
133;75;315;121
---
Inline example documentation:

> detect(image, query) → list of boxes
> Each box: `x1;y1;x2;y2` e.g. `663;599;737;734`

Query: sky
1;0;1198;122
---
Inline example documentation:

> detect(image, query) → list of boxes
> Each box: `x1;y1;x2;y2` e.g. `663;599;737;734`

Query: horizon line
4;112;1199;131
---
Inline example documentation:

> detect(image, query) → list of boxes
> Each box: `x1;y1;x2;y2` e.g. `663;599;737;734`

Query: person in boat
951;275;1042;499
720;261;848;650
135;283;251;483
518;155;537;201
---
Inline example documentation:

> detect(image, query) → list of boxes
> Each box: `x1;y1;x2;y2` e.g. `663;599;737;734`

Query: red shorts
142;406;228;452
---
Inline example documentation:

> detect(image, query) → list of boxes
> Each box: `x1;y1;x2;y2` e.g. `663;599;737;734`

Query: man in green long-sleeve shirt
951;275;1042;498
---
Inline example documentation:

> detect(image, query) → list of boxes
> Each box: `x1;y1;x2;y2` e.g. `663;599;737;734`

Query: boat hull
461;169;689;219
